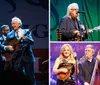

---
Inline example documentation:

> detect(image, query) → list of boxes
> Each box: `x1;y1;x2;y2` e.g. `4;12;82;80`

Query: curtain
50;0;100;41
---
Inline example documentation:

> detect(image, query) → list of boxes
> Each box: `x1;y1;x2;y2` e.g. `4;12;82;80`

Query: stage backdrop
50;0;100;41
0;0;48;83
0;0;48;48
50;42;100;82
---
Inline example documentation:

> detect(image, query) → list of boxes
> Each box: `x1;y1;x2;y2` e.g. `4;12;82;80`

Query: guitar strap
75;20;80;31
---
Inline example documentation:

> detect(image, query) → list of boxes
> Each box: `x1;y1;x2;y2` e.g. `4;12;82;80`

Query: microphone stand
82;13;90;41
77;21;82;41
75;56;78;85
42;59;48;64
73;52;78;85
80;12;90;41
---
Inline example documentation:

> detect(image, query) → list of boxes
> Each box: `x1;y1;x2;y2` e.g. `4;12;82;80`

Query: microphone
77;11;85;14
73;52;77;60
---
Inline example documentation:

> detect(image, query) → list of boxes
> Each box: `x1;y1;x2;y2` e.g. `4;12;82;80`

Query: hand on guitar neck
88;25;100;34
22;35;27;39
74;29;93;35
58;68;68;73
74;25;100;36
5;45;14;51
87;29;93;34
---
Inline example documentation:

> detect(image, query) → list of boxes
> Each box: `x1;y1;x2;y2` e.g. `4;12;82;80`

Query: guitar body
90;50;100;85
3;37;21;61
57;64;72;81
71;37;81;41
93;66;100;85
2;26;36;61
94;71;100;85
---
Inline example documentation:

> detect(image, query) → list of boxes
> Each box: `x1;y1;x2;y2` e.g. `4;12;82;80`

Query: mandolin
57;63;73;81
57;55;88;81
57;59;74;81
56;25;100;41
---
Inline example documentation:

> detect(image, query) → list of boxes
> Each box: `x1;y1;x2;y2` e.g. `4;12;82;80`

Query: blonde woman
52;44;78;85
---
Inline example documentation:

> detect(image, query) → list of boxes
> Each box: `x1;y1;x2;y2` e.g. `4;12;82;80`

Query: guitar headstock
23;26;36;36
93;25;100;31
29;26;36;31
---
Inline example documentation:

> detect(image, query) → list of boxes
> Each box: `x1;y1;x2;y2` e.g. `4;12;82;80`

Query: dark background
0;0;49;85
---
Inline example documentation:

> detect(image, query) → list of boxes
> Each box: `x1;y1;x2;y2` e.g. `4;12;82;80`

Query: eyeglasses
71;9;78;11
3;30;10;32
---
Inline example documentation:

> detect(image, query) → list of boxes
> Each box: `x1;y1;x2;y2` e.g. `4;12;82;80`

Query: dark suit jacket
0;44;5;59
59;16;87;41
0;36;5;44
3;29;35;63
0;36;5;58
78;58;96;85
0;36;5;72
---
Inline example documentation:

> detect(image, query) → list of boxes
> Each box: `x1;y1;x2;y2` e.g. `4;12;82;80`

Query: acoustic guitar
2;26;35;61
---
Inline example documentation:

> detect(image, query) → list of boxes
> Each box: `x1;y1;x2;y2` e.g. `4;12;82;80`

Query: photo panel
0;0;48;85
50;42;100;85
50;0;100;41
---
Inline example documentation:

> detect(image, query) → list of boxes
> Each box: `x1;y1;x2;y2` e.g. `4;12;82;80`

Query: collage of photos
50;0;100;85
0;0;100;85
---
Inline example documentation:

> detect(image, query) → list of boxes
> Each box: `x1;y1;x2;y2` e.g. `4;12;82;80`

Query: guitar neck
24;26;36;36
92;25;100;31
90;59;98;85
14;26;35;46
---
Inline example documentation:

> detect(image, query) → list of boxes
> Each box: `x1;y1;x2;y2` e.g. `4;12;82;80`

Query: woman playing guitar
52;44;78;85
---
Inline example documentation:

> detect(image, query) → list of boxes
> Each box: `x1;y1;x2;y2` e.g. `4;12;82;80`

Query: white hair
85;44;94;50
85;44;95;56
66;3;79;19
12;16;22;26
1;24;9;31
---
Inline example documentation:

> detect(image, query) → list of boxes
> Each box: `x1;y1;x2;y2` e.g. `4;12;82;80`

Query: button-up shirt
15;28;24;39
